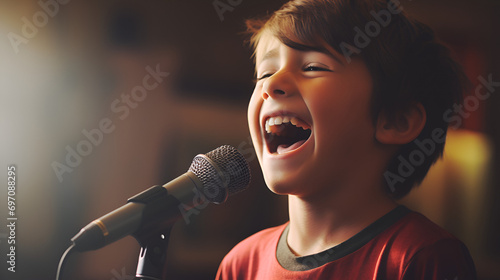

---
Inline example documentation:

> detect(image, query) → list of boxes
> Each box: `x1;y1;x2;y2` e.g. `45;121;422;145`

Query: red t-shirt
216;206;476;279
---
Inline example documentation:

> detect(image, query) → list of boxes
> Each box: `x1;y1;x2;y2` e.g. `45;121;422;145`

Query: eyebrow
258;41;345;66
285;40;345;66
259;48;279;64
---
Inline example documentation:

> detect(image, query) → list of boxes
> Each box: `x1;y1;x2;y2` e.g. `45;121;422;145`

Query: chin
263;172;306;196
266;184;295;196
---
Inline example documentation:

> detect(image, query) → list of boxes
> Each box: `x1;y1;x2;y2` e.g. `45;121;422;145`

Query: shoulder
222;223;286;262
388;211;469;255
385;211;477;279
393;211;456;244
216;224;287;279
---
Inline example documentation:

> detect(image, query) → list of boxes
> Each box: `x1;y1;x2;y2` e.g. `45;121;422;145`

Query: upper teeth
265;116;309;133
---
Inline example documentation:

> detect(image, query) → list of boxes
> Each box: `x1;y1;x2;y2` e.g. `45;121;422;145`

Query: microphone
70;145;251;252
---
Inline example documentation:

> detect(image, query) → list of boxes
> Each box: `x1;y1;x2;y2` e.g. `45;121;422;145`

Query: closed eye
257;73;273;81
254;64;332;83
304;65;332;72
252;73;272;84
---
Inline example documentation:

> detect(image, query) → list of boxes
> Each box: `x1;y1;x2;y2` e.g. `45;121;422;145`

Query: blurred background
0;0;499;279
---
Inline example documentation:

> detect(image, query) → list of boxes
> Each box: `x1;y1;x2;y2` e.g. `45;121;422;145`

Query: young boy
217;0;477;279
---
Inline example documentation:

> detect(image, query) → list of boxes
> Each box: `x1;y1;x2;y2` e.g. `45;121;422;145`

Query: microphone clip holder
128;185;180;280
133;227;172;280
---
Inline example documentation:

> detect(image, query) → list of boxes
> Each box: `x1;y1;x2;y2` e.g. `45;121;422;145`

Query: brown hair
246;0;467;198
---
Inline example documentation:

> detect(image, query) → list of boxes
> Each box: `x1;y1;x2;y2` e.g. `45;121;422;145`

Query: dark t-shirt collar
276;205;411;271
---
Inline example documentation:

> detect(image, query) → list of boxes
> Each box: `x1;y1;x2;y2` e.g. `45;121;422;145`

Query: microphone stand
127;185;181;280
134;227;172;280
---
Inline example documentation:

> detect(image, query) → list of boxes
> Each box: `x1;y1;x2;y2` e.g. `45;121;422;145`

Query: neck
287;183;397;256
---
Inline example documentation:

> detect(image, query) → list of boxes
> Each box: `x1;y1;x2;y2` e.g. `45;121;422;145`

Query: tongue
276;140;306;155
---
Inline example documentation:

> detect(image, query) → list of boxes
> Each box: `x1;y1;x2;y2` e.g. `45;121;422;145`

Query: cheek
247;88;264;150
308;81;374;148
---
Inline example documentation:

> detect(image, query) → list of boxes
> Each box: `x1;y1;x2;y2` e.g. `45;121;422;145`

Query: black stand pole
134;227;172;280
126;185;180;280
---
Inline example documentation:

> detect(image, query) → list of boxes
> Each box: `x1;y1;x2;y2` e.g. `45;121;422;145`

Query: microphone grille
188;145;251;204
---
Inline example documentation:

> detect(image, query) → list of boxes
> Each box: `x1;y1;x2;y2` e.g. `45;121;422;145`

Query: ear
375;103;427;145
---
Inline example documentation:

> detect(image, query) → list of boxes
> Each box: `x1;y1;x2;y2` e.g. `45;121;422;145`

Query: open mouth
264;115;312;155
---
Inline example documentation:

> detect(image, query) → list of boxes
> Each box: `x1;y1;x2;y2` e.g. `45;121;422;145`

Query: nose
261;70;295;100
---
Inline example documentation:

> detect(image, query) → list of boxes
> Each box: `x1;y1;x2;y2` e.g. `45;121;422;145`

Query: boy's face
248;33;376;197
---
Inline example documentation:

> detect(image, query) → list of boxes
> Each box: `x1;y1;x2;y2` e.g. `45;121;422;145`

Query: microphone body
71;145;250;252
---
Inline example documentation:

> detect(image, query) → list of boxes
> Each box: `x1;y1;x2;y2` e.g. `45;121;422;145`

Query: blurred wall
0;0;499;279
